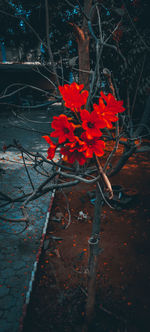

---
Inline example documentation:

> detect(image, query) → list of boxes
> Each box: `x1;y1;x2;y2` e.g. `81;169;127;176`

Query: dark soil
23;147;150;332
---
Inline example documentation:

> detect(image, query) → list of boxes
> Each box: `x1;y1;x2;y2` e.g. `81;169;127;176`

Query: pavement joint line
19;163;60;331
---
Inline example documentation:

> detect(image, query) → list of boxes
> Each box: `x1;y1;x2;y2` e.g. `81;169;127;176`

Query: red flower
68;136;86;152
42;84;125;165
81;132;105;158
51;114;75;143
100;91;125;114
93;92;125;128
60;137;87;165
59;82;89;111
93;99;118;129
61;148;87;165
80;109;105;138
42;136;57;160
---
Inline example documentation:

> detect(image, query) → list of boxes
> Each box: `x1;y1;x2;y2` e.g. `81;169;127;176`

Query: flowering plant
43;82;125;166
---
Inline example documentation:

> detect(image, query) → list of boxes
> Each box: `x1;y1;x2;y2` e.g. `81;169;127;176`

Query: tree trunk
78;36;90;90
71;0;93;90
83;182;103;331
70;23;90;90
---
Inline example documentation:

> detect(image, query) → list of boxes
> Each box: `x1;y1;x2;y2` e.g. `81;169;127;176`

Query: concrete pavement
0;104;62;331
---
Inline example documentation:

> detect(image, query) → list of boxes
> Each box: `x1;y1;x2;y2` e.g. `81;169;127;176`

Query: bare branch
61;189;72;229
103;42;127;67
24;180;80;205
21;151;34;190
45;0;60;88
0;191;13;202
58;170;100;183
23;172;58;206
131;54;146;116
96;4;103;44
104;19;122;44
0;6;44;46
104;135;120;172
0;206;29;224
0;86;29;100
1;82;53;98
64;0;76;9
32;66;58;90
122;0;150;52
94;155;113;199
109;145;136;177
0;215;26;222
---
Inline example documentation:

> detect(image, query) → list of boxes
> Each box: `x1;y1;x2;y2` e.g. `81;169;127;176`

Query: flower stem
94;154;113;199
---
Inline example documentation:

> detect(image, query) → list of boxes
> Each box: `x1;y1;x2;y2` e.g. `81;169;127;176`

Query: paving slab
0;104;62;332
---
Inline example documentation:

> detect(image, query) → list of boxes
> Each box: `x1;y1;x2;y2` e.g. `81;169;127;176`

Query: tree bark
70;23;90;90
45;0;60;89
71;0;93;90
78;33;90;90
83;181;103;331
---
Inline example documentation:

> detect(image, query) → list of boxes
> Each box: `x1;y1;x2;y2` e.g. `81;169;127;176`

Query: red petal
47;147;56;159
42;136;55;147
80;109;90;122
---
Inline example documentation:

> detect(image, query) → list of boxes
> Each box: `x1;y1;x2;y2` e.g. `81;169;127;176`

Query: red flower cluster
60;137;87;165
42;136;57;159
59;82;89;112
51;114;75;143
93;91;125;129
43;82;125;165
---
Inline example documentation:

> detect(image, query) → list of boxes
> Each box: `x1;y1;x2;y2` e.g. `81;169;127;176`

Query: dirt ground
23;145;150;332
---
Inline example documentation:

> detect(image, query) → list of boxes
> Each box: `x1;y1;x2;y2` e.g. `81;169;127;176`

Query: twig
103;68;120;149
0;206;29;224
61;189;72;229
24;172;57;206
59;55;64;85
0;191;12;202
96;4;103;44
131;53;146;115
76;0;89;21
1;82;56;99
21;152;34;190
12;110;52;124
97;182;115;209
0;86;28;99
45;0;60;88
94;155;113;199
109;145;136;177
0;6;44;47
104;42;127;67
122;0;150;52
58;170;100;184
104;135;121;172
32;66;58;90
44;65;71;84
104;19;122;44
